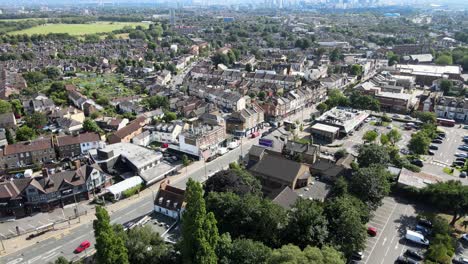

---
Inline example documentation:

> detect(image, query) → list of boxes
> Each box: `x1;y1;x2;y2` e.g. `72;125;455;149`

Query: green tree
435;55;453;65
350;64;363;76
84;34;100;43
217;237;272;264
387;51;400;66
10;99;23;116
51;256;70;264
43;66;62;79
324;196;367;256
245;63;253;72
93;206;129;264
316;102;328;114
386;129;402;145
439;79;453;95
206;192;286;247
284;199;329;249
0;100;12;114
181;179;219;264
83;119;103;133
163;111;177;122
5;129;15;144
423;181;468;226
24;112;47;130
124;225;174;264
16;126;36;141
267;244;344;264
22;71;46;85
408;132;431;155
380;134;390;145
416;111;437;124
349;165;391;209
357;143;390;168
362;130;378;143
182;154;190;167
144;95;169;110
330;48;342;62
205;164;261;196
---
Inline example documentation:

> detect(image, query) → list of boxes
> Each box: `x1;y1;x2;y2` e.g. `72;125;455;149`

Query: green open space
8;22;147;35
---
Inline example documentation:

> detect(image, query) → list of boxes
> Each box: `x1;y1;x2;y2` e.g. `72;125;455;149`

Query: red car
367;227;377;237
75;240;91;253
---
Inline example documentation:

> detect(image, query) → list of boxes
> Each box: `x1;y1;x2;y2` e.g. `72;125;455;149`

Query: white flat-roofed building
311;107;369;143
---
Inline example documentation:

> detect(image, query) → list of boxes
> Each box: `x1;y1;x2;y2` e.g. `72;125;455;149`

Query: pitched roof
0;178;31;199
57;132;100;146
269;186;299;209
112;116;146;139
154;183;185;211
250;154;306;184
4;138;53;155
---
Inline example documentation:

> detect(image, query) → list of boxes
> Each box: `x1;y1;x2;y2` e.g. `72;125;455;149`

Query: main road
1;133;261;264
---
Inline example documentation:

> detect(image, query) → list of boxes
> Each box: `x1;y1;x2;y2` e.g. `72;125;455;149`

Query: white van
405;230;429;246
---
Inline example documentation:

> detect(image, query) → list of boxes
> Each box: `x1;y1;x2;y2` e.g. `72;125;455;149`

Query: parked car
74;240;91;253
429;145;439;150
411;159;424;167
396;256;419;264
404;115;412;120
455;257;468;264
461;233;468;242
456;157;467;162
415;224;431;236
405;230;429;246
367;227;377;237
351;251;363;260
455;153;468;158
400;149;410;155
417;219;433;229
428;150;435;155
464;125;468;129
405;249;424;261
458;146;468;151
453;161;465;167
432;139;443;144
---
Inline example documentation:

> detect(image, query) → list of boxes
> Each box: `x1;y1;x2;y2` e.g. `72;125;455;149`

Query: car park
74;240;91;253
405;249;424;261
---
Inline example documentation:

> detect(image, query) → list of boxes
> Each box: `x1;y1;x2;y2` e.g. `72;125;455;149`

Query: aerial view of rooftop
0;0;467;263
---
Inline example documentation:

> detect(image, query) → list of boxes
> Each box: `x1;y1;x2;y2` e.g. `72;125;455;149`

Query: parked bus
436;118;455;127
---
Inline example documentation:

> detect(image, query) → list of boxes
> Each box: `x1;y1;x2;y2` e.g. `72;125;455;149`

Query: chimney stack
73;159;81;169
42;168;49;178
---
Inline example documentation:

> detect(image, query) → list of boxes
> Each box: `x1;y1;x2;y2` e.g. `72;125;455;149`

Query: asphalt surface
363;197;420;264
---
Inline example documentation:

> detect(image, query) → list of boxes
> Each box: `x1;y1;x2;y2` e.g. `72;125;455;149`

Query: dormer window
158;197;163;204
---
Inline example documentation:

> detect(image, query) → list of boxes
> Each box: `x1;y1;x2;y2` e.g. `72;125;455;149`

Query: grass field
8;22;147;35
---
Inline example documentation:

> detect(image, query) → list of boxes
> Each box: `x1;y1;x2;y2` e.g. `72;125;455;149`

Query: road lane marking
6;258;23;264
382;237;387;246
69;234;87;245
42;252;59;261
28;224;35;229
44;245;62;255
27;255;42;263
384;246;391;256
364;202;398;264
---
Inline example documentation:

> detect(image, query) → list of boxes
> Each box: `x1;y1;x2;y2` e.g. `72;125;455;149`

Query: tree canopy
349;165;391;209
357;143;390;168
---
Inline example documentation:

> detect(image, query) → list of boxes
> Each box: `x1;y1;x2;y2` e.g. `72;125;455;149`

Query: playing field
8;22;148;35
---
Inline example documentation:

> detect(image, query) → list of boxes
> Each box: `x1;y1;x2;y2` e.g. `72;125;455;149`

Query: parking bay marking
365;202;398;264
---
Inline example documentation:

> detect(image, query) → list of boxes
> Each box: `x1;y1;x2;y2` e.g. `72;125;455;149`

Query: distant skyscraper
170;9;176;26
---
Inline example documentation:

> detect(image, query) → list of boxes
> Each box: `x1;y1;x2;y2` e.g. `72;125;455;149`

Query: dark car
396;256;419;264
405;249;423;261
453;161;465;167
417;219;433;229
456;157;467;162
427;150;435;156
411;159;424;167
351;251;363;260
431;139;443;144
429;145;439;150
